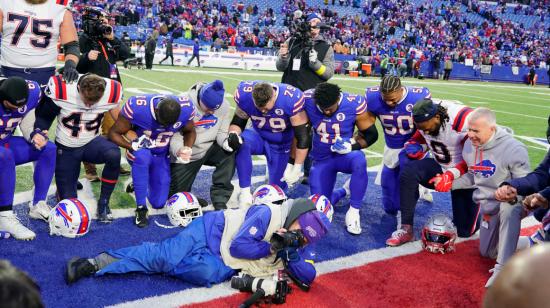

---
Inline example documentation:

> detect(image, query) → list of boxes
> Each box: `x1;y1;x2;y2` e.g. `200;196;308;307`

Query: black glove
222;132;243;153
62;59;79;83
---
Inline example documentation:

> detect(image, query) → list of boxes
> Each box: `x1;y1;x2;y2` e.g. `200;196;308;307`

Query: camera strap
99;41;118;79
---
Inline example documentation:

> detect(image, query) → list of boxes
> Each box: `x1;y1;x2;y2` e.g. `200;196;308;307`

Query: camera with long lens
290;19;314;52
231;274;290;307
82;7;113;40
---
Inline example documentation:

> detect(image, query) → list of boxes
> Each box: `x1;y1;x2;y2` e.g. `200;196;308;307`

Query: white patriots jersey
420;101;473;169
45;75;122;147
0;0;70;68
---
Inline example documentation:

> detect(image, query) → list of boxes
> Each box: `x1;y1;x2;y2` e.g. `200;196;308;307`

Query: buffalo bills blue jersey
233;81;305;145
121;94;195;155
0;79;41;140
303;90;367;160
366;86;431;149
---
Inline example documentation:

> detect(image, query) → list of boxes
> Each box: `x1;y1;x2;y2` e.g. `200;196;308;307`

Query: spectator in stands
77;6;131;181
528;66;536;86
443;57;453;80
380;55;389;77
144;30;158;69
159;37;174;66
0;260;44;308
187;38;201;67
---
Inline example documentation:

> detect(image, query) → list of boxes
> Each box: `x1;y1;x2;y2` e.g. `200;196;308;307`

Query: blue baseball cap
306;13;322;22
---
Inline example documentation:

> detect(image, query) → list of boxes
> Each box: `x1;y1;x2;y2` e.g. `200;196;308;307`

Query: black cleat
197;198;209;208
77;181;84;190
213;203;227;210
66;257;97;284
125;182;134;193
135;206;148;228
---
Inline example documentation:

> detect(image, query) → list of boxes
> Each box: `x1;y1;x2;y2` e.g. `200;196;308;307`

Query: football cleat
386;229;414;246
345;207;362;235
66;257;97;284
29;201;51;221
238;189;253;208
0;211;35;241
135;206;148;228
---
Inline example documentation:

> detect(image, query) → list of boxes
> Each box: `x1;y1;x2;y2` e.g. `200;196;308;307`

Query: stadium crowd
69;0;549;68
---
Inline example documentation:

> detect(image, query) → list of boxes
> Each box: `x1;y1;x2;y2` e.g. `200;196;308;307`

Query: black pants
145;53;154;69
399;158;479;237
169;143;235;209
443;69;452;80
187;54;200;67
160;54;174;65
56;136;120;199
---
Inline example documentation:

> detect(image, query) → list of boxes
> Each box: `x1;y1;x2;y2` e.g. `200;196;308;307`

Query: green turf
14;66;550;209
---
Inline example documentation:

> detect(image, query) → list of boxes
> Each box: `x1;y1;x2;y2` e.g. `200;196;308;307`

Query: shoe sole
29;213;49;222
66;257;80;284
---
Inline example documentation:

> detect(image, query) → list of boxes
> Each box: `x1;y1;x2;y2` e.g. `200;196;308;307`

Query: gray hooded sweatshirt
170;82;231;163
460;126;531;215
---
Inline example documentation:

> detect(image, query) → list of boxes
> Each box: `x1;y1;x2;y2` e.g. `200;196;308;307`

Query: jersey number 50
379;115;414;135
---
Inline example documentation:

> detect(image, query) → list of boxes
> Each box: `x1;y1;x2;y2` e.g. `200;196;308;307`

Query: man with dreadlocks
365;75;432;217
386;98;480;246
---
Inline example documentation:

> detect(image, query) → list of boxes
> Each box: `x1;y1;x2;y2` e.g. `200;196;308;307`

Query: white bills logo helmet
421;214;457;254
309;194;334;222
166;192;202;227
252;184;287;207
49;199;91;238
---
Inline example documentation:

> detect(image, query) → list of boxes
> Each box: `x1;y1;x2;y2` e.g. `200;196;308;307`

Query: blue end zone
2;170;451;308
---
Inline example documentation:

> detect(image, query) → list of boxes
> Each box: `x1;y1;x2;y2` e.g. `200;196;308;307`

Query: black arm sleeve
293;123;311;149
359;125;378;147
34;97;61;131
230;114;248;131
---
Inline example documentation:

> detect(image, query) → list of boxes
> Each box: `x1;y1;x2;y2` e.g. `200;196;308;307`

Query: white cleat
29;201;51;221
238;188;253;208
419;186;434;203
485;263;503;288
0;211;36;241
345;207;362;235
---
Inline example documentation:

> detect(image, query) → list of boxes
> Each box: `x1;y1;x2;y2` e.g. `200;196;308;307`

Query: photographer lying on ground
65;187;330;295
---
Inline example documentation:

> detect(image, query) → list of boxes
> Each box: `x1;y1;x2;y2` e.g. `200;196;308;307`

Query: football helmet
309;194;334;222
166;192;202;227
252;184;287;207
49;199;91;238
421;214;457;254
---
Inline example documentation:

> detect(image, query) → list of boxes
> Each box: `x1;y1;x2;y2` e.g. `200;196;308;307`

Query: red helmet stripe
71;199;89;235
182;192;194;203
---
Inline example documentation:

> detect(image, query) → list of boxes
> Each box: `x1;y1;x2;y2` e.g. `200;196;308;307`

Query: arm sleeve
34;97;61;131
309;45;335;80
275;38;291;72
169;131;184;159
216;102;232;147
229;207;273;259
509;150;550;196
285;246;317;286
76;34;92;73
508;144;531;179
19;110;36;141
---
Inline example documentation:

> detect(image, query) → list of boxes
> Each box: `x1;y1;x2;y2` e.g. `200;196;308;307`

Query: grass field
14;66;550;210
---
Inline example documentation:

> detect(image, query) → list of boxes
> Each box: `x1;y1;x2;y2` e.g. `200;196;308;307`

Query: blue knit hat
199;80;225;110
306;13;322;22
